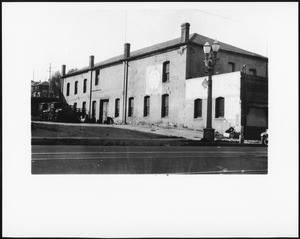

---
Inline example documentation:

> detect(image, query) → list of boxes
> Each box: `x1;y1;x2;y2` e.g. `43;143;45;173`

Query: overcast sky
2;2;281;82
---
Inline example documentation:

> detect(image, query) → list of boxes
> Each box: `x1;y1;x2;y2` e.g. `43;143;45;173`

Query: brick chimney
61;65;66;77
89;55;94;68
181;22;190;43
124;43;130;59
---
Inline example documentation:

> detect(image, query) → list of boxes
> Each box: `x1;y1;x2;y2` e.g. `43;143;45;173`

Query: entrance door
100;99;109;124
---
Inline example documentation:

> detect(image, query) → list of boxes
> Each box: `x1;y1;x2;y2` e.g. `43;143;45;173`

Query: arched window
115;98;120;118
194;98;202;118
128;97;134;117
215;97;225;118
74;81;78;94
82;101;86;114
162;61;170;82
83;79;87;93
92;101;96;118
66;83;70;96
161;94;169;117
95;69;100;85
144;96;150;117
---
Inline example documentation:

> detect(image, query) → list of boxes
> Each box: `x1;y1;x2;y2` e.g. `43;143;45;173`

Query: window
66;83;70;96
82;101;86;114
249;68;257;76
161;94;169;117
228;62;235;72
215;97;225;118
92;101;96;118
162;61;170;82
115;98;120;118
83;79;87;93
144;96;150;117
95;69;100;85
128;97;134;117
74;81;78;94
194;99;202;118
73;102;77;111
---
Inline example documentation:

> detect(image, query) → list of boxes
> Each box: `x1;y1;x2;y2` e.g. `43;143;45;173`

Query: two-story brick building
59;22;268;139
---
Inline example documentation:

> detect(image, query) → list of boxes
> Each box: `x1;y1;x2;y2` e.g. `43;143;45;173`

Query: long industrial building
59;22;268;139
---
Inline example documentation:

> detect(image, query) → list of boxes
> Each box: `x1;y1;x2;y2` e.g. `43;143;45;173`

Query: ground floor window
194;98;202;118
92;100;96;118
215;97;224;118
128;97;134;117
161;94;169;117
115;98;120;117
144;96;150;117
82;101;86;114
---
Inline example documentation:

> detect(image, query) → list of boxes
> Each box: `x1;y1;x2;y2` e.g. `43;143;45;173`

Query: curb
31;138;265;147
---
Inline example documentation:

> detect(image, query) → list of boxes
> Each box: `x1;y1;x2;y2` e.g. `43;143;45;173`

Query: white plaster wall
184;71;242;134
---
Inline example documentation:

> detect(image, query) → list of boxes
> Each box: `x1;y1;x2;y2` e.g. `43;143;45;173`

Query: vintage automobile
261;129;268;146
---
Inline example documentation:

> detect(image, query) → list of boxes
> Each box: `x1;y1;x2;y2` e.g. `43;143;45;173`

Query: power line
193;9;245;24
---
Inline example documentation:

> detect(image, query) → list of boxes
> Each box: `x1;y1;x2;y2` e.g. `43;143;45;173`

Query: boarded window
194;98;202;118
83;79;87;93
162;61;170;82
128;97;134;117
144;96;150;117
66;83;70;96
215;97;225;118
228;62;235;72
161;94;169;117
115;98;120;118
74;81;78;94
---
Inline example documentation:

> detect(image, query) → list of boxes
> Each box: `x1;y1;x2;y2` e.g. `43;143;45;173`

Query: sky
2;2;299;237
3;2;274;82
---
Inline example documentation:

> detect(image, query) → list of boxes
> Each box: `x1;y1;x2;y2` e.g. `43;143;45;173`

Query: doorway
99;99;109;124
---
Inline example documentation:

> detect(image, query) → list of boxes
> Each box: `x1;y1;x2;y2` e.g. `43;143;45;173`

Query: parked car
261;129;268;146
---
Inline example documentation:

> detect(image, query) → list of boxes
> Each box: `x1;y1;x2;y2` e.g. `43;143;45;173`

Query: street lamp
203;40;220;141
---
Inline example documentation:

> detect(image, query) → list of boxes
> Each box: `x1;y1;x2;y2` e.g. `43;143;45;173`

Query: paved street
32;145;267;174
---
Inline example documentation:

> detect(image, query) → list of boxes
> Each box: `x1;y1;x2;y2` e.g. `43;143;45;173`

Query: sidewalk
32;121;262;146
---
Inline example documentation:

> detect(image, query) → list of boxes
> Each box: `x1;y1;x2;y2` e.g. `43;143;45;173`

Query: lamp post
203;40;220;141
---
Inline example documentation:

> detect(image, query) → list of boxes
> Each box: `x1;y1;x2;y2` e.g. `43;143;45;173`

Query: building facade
59;23;268;139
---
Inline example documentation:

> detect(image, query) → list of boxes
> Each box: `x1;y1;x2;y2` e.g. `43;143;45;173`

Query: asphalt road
32;145;268;174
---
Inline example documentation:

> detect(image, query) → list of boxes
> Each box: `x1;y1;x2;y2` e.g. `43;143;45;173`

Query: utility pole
48;63;52;80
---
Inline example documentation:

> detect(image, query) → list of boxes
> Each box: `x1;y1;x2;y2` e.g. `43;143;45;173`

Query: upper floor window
144;96;150;117
249;68;257;76
161;94;169;117
115;98;120;118
74;81;78;95
228;62;235;72
194;98;202;118
128;97;134;117
215;97;225;118
162;61;170;82
66;83;70;96
83;79;87;93
95;69;100;85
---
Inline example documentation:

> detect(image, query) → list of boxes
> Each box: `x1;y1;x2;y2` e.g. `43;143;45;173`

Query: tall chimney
124;43;130;59
181;22;190;43
89;55;94;68
61;65;66;77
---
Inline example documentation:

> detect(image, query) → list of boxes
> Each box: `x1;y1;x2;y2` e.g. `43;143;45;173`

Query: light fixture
203;42;211;54
212;40;220;52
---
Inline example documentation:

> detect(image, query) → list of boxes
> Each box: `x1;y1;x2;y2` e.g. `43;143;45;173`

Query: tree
67;68;78;74
49;71;62;98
